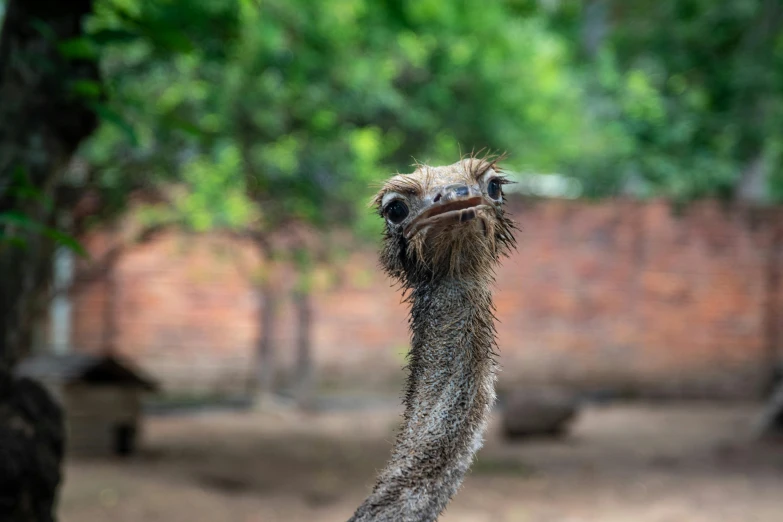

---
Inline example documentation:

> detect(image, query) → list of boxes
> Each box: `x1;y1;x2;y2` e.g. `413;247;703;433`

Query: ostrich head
349;155;516;522
373;156;516;286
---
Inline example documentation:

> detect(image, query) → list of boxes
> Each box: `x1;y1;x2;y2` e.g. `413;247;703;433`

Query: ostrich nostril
436;184;470;203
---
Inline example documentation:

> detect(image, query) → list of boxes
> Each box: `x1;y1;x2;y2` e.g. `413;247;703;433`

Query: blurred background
1;0;783;521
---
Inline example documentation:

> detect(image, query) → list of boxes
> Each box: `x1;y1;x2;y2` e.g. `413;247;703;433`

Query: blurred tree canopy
70;0;783;239
78;0;603;241
53;0;778;249
550;0;783;202
0;0;779;251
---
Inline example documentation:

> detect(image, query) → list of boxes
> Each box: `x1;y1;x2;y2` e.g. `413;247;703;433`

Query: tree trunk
0;1;99;520
0;0;99;368
293;289;314;410
253;249;279;406
256;281;278;399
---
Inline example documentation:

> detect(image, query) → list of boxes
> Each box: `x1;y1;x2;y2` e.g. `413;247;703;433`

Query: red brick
69;200;783;399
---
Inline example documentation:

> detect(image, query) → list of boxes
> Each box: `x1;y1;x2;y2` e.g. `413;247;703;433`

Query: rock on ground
501;387;580;439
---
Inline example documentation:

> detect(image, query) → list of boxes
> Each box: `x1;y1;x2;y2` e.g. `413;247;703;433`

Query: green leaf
58;37;99;60
161;113;204;137
70;79;103;100
0;211;87;257
142;26;195;54
41;228;88;257
29;18;58;43
0;210;34;228
89;28;140;45
89;102;139;146
0;235;28;250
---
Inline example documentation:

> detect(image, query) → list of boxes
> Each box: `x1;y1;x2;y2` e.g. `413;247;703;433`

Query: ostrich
349;156;516;522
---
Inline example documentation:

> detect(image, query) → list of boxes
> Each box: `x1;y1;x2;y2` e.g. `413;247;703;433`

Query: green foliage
552;0;783;202
0;168;86;256
174;143;257;232
77;0;783;244
79;0;606;243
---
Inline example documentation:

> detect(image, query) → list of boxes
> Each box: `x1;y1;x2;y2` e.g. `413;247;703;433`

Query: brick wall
70;198;783;399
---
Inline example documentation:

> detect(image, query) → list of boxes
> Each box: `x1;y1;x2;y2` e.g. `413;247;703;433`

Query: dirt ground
59;402;783;522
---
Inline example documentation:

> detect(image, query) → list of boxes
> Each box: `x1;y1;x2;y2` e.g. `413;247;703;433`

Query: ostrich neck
350;277;497;522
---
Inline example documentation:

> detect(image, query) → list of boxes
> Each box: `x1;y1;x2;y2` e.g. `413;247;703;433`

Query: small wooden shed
15;353;158;457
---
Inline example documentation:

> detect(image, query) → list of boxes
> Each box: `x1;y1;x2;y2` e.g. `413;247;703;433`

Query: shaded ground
60;402;783;522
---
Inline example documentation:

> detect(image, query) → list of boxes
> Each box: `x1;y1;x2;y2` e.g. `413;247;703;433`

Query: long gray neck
349;277;497;522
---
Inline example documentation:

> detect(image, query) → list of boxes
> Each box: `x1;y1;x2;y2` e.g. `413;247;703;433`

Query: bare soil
59;402;783;522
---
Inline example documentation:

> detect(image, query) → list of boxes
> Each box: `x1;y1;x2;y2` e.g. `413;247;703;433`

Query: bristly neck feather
349;276;497;522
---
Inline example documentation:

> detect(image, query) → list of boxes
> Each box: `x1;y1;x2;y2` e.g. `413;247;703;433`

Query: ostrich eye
385;200;409;224
487;178;502;201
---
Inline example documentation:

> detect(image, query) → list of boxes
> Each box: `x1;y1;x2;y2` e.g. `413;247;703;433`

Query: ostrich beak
404;194;491;240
